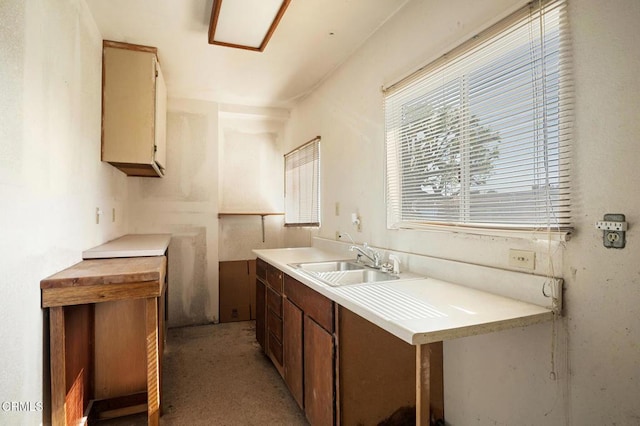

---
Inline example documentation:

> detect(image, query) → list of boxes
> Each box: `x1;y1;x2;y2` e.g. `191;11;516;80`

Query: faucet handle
388;254;401;274
364;243;381;265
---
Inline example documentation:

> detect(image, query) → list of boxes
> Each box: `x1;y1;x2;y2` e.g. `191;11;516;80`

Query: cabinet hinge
154;145;157;153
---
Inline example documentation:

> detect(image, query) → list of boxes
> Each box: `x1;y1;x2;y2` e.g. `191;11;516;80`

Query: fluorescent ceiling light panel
209;0;290;51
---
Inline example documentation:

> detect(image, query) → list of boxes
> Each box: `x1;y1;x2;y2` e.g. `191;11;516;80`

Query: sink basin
291;260;365;273
290;260;401;287
314;269;400;287
290;259;423;287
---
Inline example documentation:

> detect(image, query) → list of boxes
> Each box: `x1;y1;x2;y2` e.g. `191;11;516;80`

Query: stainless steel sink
289;260;401;287
292;260;365;273
313;269;400;287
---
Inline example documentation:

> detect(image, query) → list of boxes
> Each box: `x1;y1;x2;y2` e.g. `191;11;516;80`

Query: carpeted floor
100;321;308;425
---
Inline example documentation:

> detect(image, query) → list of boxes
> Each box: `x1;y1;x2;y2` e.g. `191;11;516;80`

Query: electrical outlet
95;207;102;225
595;221;627;231
596;213;627;249
335;231;340;240
509;249;535;270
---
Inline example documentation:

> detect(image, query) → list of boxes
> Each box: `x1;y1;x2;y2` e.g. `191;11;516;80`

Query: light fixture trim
208;0;291;52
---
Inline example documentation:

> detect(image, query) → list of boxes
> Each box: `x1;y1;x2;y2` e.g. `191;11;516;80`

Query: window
385;0;572;232
284;136;321;226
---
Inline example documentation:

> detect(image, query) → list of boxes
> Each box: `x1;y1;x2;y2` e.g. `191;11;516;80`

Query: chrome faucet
349;243;381;268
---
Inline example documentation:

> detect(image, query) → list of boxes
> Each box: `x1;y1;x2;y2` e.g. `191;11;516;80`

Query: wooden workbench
41;256;167;425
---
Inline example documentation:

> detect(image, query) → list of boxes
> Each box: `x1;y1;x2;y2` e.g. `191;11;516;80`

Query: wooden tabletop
41;256;166;307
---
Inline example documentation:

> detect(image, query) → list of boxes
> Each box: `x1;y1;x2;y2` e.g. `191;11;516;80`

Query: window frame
284;136;321;227
384;0;572;238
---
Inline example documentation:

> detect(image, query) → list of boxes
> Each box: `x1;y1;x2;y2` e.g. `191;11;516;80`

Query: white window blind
384;0;572;232
284;137;321;227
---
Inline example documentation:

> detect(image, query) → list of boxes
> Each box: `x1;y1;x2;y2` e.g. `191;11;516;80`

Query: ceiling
85;0;410;109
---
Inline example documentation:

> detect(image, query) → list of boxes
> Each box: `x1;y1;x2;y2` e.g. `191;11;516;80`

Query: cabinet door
284;274;333;332
304;316;334;426
102;46;156;165
283;298;303;409
154;59;167;171
255;279;266;351
338;306;417;425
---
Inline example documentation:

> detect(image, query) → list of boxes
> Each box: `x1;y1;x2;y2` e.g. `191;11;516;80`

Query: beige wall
125;101;311;327
217;106;314;263
219;106;287;261
285;0;640;424
126;98;219;327
0;0;129;423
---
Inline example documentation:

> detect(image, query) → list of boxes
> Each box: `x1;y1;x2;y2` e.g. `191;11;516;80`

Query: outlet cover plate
509;249;535;270
602;213;626;248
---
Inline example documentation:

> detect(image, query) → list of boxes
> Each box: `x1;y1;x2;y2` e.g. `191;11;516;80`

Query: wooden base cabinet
256;259;284;375
338;306;417;425
283;274;336;425
255;261;435;425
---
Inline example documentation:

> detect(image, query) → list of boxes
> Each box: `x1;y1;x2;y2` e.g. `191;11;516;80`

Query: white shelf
83;234;171;259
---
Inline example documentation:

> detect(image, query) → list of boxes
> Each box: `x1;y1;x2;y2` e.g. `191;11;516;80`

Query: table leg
145;298;160;426
49;307;66;425
416;342;444;426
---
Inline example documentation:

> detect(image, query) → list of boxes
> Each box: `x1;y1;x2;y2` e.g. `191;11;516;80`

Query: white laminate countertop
83;234;171;259
253;247;555;346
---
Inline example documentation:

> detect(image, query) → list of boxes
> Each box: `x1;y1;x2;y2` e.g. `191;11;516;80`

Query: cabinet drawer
256;258;267;282
284;275;334;333
268;309;283;342
267;287;282;315
266;265;283;292
268;332;283;366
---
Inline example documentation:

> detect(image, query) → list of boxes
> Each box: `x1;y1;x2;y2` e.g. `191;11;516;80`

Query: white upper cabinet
101;41;167;177
154;62;167;172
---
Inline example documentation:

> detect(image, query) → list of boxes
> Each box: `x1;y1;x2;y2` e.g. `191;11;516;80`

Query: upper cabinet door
102;41;166;177
154;58;167;173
